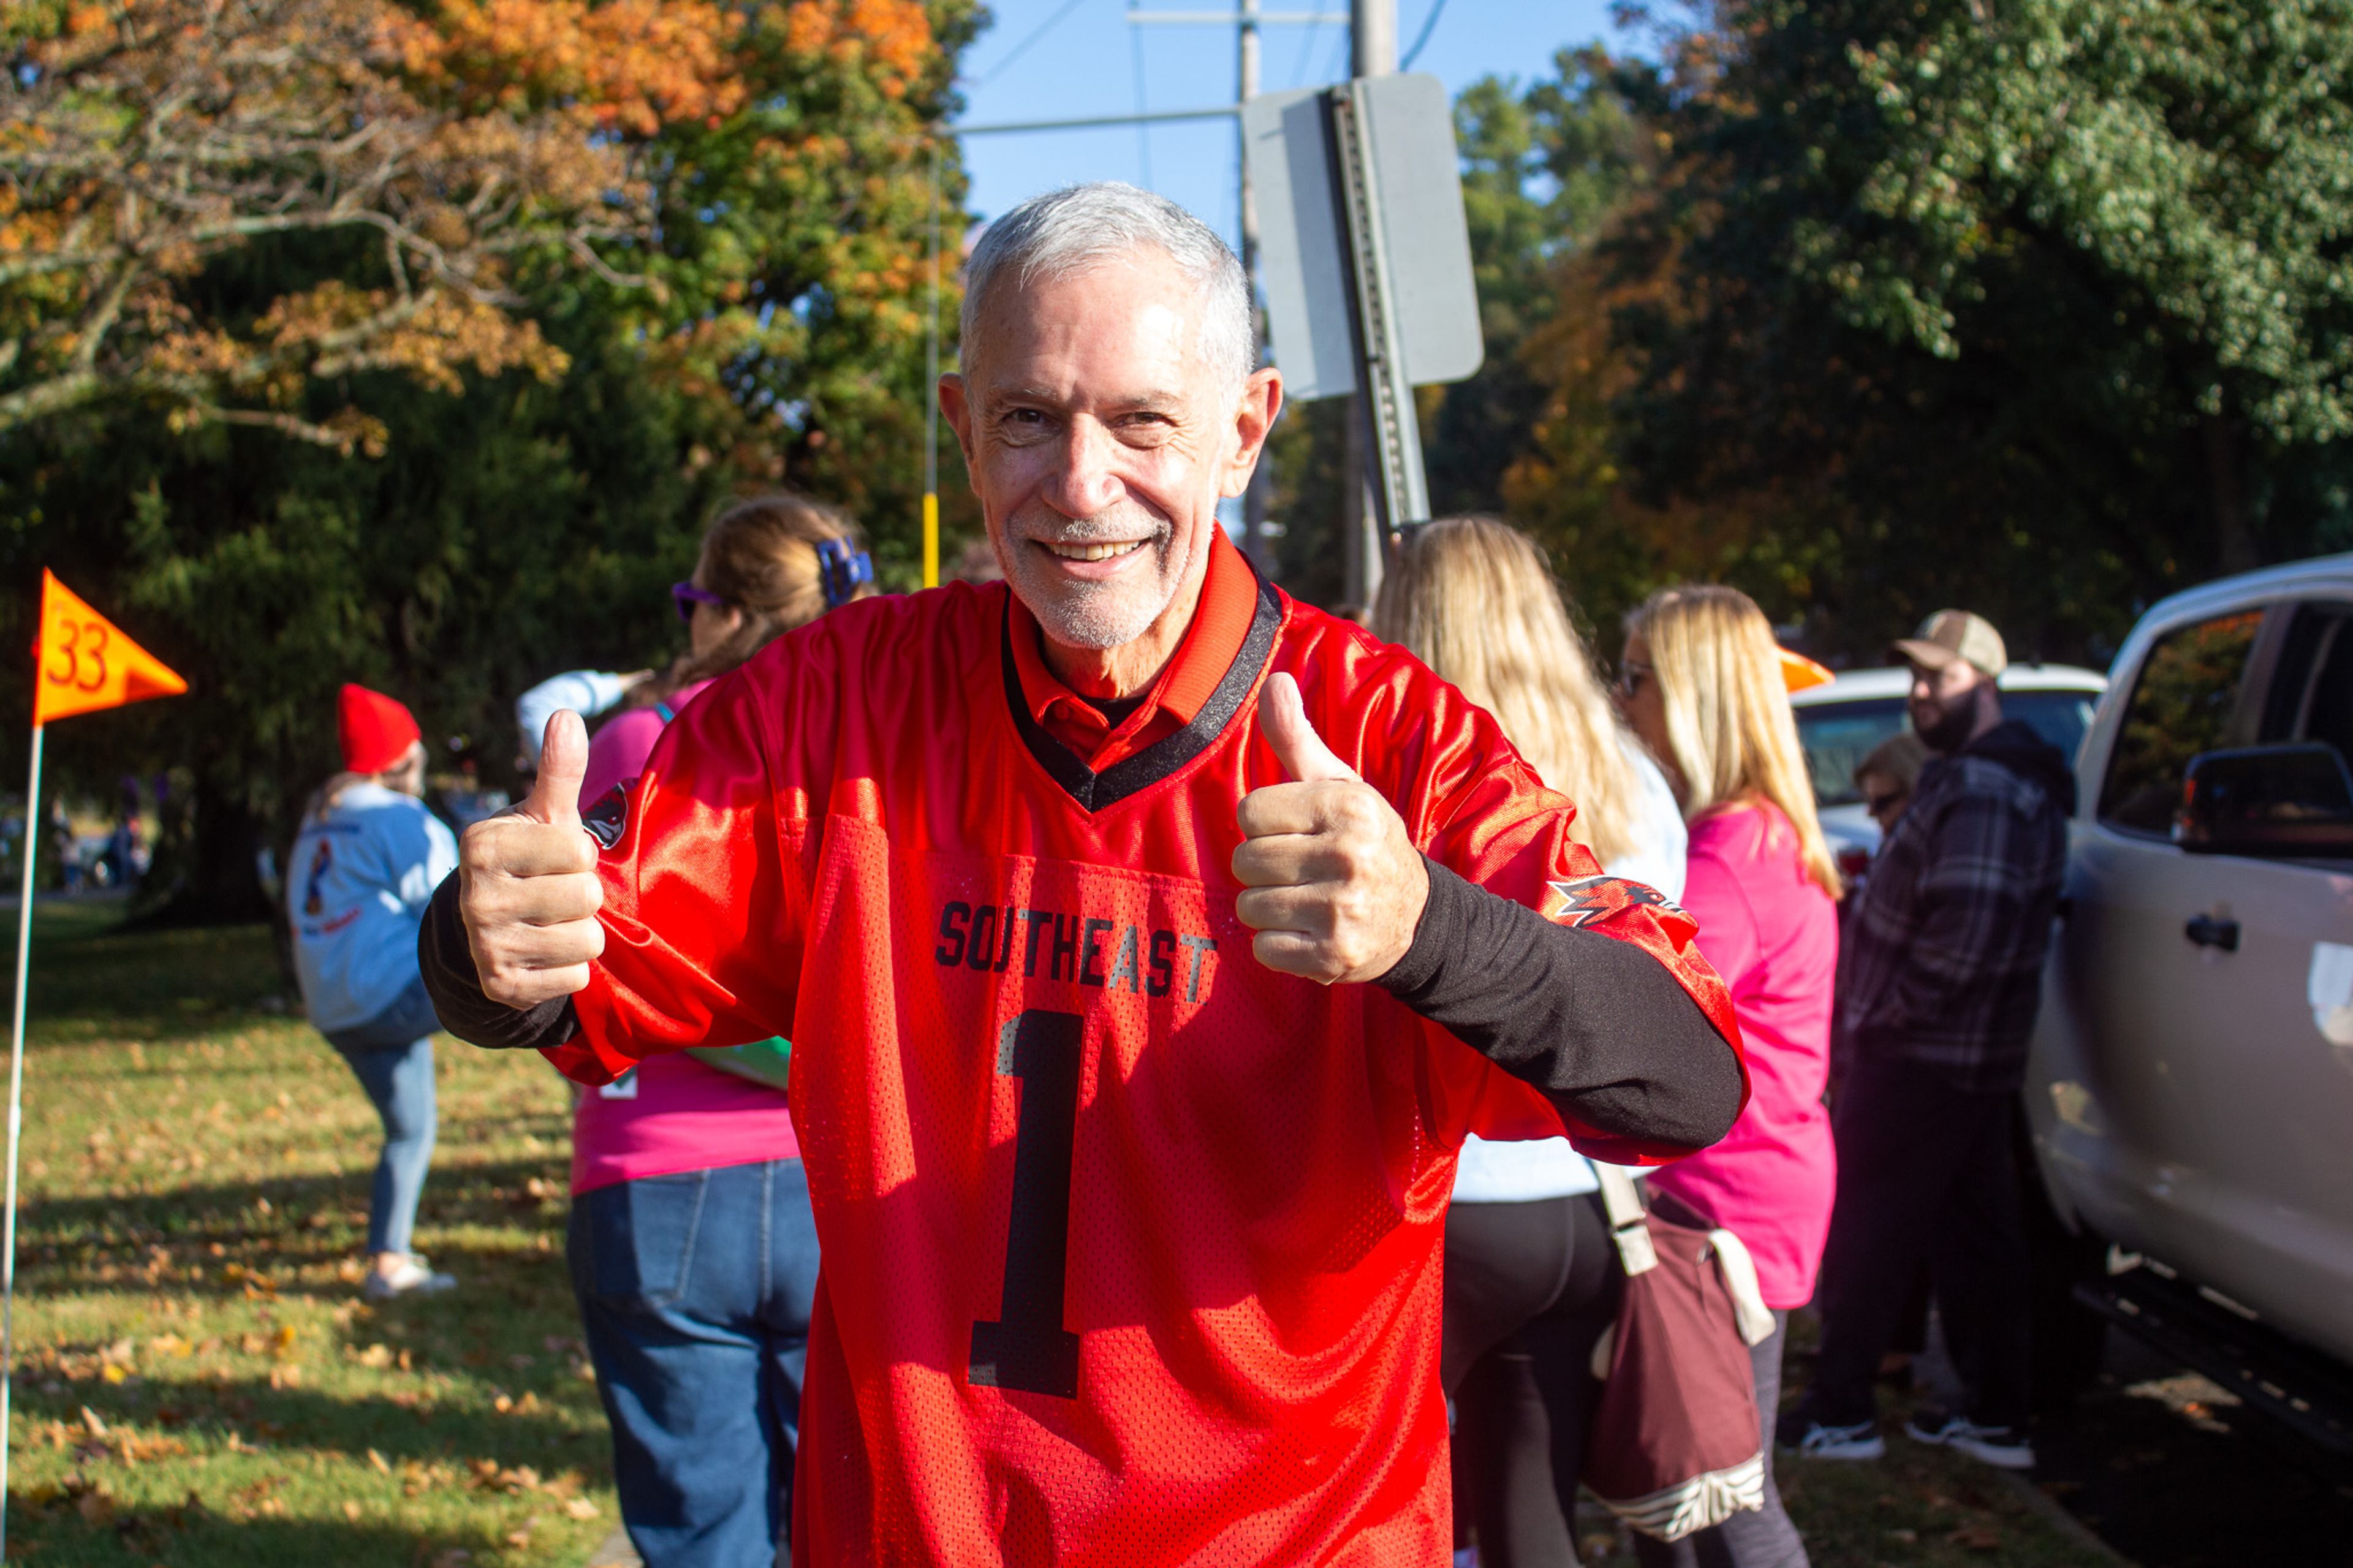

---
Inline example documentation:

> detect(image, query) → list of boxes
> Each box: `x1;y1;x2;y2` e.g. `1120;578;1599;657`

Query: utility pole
1237;0;1273;572
1117;6;1343;575
1351;0;1395;75
1341;0;1396;610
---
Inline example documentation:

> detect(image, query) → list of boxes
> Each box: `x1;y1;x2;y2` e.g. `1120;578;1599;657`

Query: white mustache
1009;506;1170;547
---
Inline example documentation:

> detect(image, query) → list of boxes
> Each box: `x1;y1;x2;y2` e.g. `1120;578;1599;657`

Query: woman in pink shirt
564;494;874;1568
1619;585;1843;1568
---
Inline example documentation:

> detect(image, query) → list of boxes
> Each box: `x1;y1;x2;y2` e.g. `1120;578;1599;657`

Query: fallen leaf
368;1447;390;1475
79;1405;109;1437
563;1497;600;1520
343;1499;362;1521
1947;1526;2002;1551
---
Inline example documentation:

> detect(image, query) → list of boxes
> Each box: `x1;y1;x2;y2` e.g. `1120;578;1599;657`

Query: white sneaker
1905;1410;2035;1470
1784;1417;1886;1461
362;1255;457;1301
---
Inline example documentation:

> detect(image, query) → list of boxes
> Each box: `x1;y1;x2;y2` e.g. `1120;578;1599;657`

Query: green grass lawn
1;903;612;1567
0;902;2121;1568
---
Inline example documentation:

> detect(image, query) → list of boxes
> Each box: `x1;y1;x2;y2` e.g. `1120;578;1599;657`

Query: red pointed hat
338;684;421;775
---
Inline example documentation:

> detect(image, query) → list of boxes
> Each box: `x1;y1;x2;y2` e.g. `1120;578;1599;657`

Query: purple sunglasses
672;580;728;622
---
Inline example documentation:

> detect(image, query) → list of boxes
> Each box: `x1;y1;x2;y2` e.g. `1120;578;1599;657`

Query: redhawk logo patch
1545;874;1689;931
584;783;630;850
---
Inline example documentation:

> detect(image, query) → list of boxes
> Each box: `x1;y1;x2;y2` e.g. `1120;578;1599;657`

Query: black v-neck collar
999;568;1283;813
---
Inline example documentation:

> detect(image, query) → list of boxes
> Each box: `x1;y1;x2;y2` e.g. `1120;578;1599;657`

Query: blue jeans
569;1159;820;1568
322;978;441;1257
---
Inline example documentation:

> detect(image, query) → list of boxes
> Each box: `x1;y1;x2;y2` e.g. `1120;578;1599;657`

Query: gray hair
960;183;1255;393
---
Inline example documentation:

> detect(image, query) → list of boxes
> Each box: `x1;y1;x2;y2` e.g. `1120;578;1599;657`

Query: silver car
1790;664;2106;877
2028;551;2353;1445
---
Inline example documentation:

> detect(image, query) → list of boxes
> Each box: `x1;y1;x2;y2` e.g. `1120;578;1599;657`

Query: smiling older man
419;184;1745;1567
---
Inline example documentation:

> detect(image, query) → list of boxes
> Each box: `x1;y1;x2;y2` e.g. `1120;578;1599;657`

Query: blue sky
952;1;1636;249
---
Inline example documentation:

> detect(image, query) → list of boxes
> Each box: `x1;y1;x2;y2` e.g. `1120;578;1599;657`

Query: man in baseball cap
1782;609;2076;1471
1890;610;2007;755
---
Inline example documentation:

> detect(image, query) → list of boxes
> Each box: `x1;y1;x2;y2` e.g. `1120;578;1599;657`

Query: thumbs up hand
1232;673;1430;984
460;710;605;1007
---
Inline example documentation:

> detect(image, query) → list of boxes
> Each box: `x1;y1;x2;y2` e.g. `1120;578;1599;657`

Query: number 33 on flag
32;570;186;725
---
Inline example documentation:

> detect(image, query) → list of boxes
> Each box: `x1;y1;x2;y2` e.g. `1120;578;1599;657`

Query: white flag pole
1;721;46;1558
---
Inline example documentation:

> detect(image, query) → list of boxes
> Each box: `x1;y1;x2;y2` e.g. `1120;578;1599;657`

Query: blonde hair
636;493;874;708
1626;585;1843;897
1371;516;1645;866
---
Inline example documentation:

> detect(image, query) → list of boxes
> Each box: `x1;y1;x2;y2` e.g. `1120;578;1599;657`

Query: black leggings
1442;1193;1621;1568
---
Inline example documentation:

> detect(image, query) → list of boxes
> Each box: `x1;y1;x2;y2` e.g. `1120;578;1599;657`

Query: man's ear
1222;366;1284;498
939;373;977;467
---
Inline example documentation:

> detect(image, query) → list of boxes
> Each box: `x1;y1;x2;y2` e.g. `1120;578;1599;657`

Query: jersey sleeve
548;667;808;1085
1317;637;1746;1165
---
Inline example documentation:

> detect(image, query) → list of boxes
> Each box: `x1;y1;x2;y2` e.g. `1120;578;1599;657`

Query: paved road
2034;1328;2353;1567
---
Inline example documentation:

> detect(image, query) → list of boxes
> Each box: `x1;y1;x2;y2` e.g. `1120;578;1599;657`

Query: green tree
1610;0;2353;660
0;0;980;920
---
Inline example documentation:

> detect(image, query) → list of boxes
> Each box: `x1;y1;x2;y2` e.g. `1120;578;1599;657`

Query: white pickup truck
2026;550;2353;1452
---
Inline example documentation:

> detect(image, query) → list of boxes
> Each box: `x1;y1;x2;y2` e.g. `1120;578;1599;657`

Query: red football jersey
555;569;1740;1567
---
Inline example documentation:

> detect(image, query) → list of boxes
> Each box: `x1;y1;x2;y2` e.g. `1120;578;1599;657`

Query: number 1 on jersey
969;1008;1083;1399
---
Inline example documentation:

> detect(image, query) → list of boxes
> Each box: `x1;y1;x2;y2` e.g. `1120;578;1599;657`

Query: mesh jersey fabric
550;571;1740;1567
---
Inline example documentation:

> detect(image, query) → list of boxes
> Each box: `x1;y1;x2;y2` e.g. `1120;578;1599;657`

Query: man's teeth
1045;540;1144;562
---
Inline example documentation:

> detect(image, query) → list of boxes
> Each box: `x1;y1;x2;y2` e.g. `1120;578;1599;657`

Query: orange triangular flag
32;570;188;725
1778;646;1835;694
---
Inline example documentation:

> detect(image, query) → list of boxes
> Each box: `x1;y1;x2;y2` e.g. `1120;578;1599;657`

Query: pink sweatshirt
569;680;802;1194
1646;800;1838;1308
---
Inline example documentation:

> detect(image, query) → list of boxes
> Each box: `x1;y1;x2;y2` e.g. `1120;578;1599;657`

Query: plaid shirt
1842;730;2070;1095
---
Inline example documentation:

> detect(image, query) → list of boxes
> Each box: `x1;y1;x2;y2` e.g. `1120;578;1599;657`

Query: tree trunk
140;773;275;926
2205;412;2256;576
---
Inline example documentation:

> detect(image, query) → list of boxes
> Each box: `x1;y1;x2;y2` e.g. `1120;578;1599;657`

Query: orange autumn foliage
778;0;933;96
0;0;765;447
395;0;747;137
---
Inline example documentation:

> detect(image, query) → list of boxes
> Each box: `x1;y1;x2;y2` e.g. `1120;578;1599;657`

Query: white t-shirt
1451;737;1687;1203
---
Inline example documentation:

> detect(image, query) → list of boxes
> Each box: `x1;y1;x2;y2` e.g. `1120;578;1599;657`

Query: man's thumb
523;710;589;826
1260;672;1358;784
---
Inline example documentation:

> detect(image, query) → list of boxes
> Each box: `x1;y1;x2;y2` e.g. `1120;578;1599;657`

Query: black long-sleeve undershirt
418;859;1741;1151
1373;858;1741;1150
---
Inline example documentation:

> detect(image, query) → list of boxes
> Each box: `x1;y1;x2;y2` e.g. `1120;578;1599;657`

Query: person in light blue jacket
290;684;460;1301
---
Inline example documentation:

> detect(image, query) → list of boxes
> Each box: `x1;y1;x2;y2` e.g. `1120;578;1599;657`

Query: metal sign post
1325;78;1430;537
1243;70;1482;594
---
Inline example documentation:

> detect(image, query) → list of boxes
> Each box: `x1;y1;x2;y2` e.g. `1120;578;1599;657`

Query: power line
1399;0;1450;68
966;0;1090;87
1288;9;1324;85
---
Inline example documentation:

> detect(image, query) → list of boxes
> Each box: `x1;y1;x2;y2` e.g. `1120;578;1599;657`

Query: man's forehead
976;377;1188;412
968;259;1207;375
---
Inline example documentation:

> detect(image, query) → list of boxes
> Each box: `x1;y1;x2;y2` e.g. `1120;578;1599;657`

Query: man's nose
1045;419;1124;518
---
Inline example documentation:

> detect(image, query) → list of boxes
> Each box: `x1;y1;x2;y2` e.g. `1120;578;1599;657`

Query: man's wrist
1374;854;1458;995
